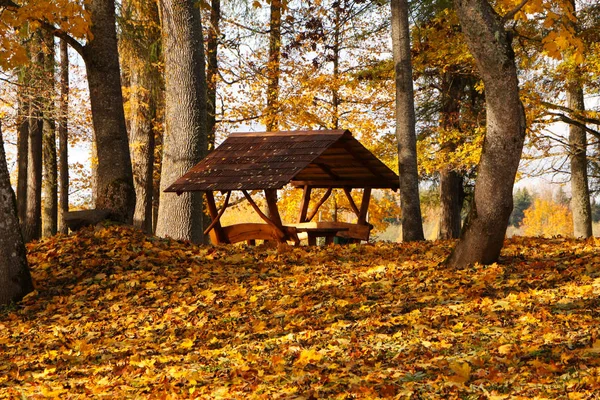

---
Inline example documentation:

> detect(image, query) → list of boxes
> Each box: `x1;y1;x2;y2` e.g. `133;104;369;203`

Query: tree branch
502;0;530;22
542;101;600;126
40;21;85;57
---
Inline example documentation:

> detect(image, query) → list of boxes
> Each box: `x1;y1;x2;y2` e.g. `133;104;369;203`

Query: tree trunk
16;77;29;230
439;72;464;239
0;122;34;306
447;0;526;267
566;0;592;239
155;0;208;243
439;169;463;239
206;0;220;149
568;84;592;238
129;66;156;233
58;39;69;234
42;31;57;237
390;0;425;242
24;39;44;242
266;0;281;131
82;0;135;223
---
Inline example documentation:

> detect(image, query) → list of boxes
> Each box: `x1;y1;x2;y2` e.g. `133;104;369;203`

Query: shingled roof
165;129;400;193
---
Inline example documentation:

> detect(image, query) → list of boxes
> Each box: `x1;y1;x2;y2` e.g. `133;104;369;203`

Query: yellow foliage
521;198;573;238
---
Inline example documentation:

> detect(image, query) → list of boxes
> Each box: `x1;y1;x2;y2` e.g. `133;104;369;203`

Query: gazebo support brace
306;187;332;222
204;190;231;235
205;191;228;244
242;190;286;240
343;188;361;219
358;187;372;225
297;185;312;223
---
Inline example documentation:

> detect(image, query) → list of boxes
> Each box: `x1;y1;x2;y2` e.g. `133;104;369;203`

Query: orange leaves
3;226;600;397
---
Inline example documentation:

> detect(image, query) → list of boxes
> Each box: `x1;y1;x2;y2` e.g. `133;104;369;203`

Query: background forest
0;0;599;247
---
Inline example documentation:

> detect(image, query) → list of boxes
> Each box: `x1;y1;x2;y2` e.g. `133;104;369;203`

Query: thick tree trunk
266;0;281;131
129;66;155;233
0;122;34;306
439;72;464;239
568;84;592;238
439;169;463;239
390;0;425;242
447;0;526;267
82;0;135;223
42;31;57;237
155;0;208;242
58;39;69;234
16;81;29;229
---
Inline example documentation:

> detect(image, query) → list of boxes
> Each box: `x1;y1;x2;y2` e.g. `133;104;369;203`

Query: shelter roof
165;129;400;192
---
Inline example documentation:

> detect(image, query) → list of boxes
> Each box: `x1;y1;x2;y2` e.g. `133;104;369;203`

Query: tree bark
266;0;281;131
439;72;464;239
81;0;135;223
155;0;208;243
42;31;57;237
16;75;29;230
58;39;69;234
447;0;526;267
23;38;44;242
0;122;34;306
390;0;425;242
129;66;156;233
568;84;592;238
206;0;220;149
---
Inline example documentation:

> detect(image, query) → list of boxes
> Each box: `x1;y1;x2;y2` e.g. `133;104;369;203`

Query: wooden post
264;189;283;227
242;190;286;241
297;185;312;223
205;191;227;244
358;187;372;225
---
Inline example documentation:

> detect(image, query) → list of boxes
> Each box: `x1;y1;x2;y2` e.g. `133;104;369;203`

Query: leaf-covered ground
2;225;600;399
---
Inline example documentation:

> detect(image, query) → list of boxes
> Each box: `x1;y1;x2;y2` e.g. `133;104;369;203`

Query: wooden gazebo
165;130;400;245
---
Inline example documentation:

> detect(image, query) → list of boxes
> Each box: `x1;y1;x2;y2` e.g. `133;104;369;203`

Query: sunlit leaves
3;226;600;397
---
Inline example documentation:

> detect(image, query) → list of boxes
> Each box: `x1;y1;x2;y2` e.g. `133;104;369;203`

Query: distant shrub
521;198;573;237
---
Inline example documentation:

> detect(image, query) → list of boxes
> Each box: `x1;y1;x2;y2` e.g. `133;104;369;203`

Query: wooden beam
297;185;312;223
340;140;386;178
342;187;360;219
241;190;286;240
358;187;372;225
204;190;231;235
291;180;399;190
264;189;283;227
205;191;227;244
315;163;340;180
306;187;332;222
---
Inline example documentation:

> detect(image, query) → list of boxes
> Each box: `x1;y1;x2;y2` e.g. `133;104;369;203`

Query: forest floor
2;225;600;399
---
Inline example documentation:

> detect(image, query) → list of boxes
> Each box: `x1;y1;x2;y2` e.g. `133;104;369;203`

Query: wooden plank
358;187;371;225
229;129;348;137
306;187;332;222
264;189;283;228
222;223;298;244
291;180;399;189
204;190;231;235
291;221;371;241
297;185;312;223
343;188;361;218
205;191;227;244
